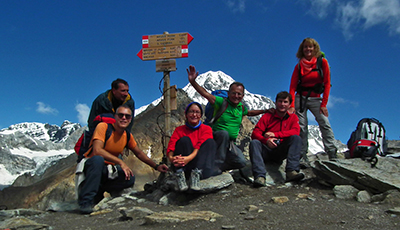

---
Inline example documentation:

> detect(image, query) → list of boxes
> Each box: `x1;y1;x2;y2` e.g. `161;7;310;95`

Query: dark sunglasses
116;113;132;120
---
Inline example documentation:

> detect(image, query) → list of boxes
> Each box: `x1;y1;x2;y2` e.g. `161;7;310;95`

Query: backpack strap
125;130;131;149
209;98;229;125
85;124;130;158
297;56;324;113
316;56;323;79
297;56;324;84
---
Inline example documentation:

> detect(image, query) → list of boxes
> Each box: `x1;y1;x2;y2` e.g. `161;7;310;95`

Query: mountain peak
182;70;275;123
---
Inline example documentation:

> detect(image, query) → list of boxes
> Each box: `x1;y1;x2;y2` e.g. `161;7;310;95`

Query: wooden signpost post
137;32;193;157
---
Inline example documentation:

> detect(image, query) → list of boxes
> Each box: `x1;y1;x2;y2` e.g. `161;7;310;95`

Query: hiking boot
285;171;305;182
190;169;202;191
175;171;188;191
253;177;266;188
79;204;93;214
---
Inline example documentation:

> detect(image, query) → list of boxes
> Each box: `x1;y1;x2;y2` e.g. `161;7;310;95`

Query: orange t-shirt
84;122;137;164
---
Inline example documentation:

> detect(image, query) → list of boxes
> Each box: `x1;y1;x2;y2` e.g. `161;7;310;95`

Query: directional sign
137;45;188;61
156;59;177;72
142;32;193;48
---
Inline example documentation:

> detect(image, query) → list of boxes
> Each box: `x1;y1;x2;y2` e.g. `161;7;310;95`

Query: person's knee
126;175;135;188
290;135;302;143
176;136;192;146
250;139;262;148
86;155;105;168
202;138;216;148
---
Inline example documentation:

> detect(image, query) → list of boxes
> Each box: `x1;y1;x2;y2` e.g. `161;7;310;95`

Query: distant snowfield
308;139;325;155
0;148;73;187
0;164;20;187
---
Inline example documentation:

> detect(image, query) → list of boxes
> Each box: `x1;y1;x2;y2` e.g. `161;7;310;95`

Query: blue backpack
204;90;244;126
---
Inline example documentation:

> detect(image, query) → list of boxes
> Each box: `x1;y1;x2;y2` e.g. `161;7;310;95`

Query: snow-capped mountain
1;121;81;143
0;121;83;188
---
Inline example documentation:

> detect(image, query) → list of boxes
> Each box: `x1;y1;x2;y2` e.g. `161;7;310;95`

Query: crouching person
249;91;304;187
167;102;220;192
77;104;168;214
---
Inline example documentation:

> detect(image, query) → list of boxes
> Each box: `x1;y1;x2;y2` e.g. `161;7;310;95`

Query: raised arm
187;65;216;104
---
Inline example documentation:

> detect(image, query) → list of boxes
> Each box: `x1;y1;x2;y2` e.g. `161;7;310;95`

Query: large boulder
312;157;400;194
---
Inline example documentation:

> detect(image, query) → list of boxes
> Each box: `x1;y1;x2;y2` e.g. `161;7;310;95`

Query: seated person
249;91;304;187
187;65;267;172
78;104;168;214
167;102;219;191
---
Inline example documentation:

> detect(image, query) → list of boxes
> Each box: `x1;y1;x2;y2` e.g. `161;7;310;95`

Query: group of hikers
76;37;337;214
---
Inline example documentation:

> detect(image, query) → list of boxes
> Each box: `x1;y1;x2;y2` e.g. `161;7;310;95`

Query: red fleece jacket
289;57;331;108
167;123;213;153
251;112;300;145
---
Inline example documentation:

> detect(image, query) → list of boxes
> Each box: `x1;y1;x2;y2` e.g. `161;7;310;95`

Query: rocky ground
24;171;400;230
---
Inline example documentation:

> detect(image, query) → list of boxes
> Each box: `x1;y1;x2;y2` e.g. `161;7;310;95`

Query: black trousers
173;136;219;179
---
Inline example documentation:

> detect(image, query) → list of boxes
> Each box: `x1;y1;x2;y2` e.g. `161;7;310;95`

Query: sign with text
142;32;193;48
156;59;177;72
137;45;188;61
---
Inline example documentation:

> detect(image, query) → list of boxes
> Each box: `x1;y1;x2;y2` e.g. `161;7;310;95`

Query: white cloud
326;95;359;109
36;102;58;115
75;103;90;125
307;0;333;19
360;0;400;33
304;0;400;39
335;2;360;40
225;0;246;13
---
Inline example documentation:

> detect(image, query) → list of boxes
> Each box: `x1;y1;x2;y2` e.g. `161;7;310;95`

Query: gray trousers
213;130;247;171
295;95;337;157
249;136;302;179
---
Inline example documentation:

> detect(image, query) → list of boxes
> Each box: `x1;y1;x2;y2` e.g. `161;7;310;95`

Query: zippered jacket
251;111;300;145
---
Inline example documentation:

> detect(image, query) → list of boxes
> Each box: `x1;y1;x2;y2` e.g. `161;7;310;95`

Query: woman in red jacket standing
167;102;219;192
289;38;337;162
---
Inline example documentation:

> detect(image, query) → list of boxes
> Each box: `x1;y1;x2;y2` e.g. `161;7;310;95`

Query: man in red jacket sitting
250;91;304;187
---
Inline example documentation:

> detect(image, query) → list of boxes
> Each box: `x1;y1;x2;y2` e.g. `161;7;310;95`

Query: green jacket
212;96;248;140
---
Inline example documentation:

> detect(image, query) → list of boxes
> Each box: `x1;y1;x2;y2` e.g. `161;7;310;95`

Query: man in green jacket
187;65;267;172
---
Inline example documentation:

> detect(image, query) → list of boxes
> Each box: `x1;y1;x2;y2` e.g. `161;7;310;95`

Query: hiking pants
249;136;302;179
78;155;135;207
295;95;337;158
172;136;218;179
213;130;247;171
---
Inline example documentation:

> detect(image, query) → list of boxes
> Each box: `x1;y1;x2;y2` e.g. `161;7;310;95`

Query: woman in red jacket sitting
167;102;219;191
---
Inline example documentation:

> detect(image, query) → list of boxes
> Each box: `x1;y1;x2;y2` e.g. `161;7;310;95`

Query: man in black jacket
87;78;135;131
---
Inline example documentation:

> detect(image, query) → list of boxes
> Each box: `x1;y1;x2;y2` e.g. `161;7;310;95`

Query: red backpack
347;118;387;167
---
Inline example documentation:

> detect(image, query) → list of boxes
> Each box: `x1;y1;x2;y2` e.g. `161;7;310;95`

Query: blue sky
1;0;399;143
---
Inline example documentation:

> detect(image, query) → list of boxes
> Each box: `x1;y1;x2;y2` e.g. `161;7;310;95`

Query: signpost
137;45;188;61
156;59;177;72
137;31;193;160
142;32;193;48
